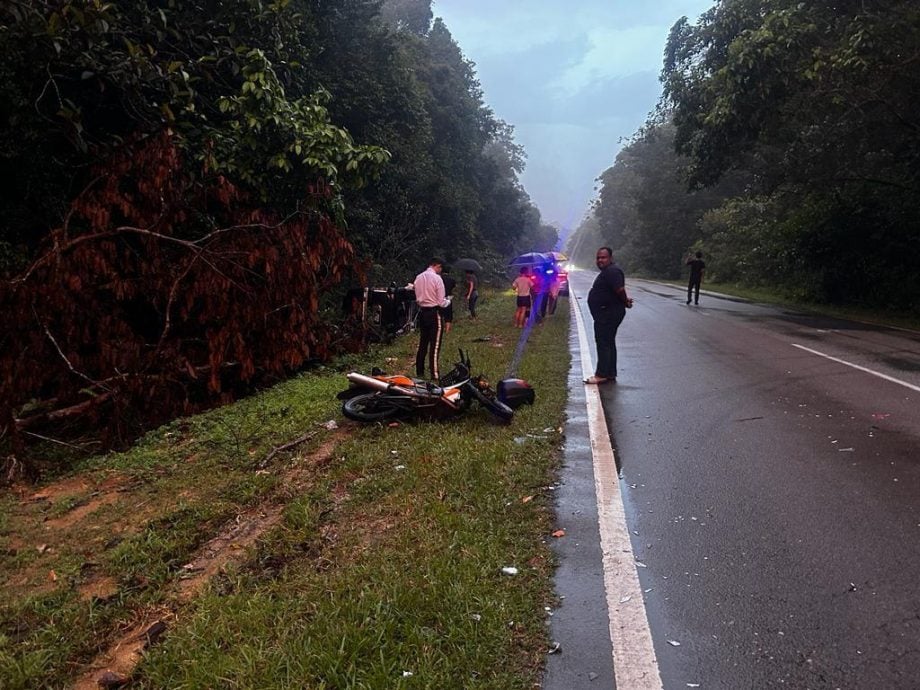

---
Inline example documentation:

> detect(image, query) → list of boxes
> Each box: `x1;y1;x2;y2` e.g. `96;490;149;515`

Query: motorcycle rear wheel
342;393;407;423
469;385;514;422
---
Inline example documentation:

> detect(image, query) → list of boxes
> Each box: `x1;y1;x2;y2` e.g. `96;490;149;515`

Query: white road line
791;343;920;393
571;290;663;690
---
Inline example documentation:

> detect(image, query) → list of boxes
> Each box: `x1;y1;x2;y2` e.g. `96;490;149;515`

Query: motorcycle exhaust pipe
346;372;391;392
347;372;419;397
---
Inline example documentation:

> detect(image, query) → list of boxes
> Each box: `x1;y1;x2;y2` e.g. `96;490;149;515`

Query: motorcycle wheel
342;393;407;423
469;385;514;423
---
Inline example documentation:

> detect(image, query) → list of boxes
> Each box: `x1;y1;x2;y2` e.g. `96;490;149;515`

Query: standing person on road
414;258;450;381
586;247;633;384
465;270;479;319
686;251;706;305
512;267;532;328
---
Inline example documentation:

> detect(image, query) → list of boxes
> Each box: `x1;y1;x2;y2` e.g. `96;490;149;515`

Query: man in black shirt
586;247;633;384
686;251;706;305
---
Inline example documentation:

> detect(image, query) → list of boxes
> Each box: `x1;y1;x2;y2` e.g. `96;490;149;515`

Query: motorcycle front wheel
342;393;408;423
468;385;514;423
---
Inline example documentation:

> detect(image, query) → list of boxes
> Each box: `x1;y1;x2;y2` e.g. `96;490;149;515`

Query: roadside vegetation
652;279;920;333
0;291;571;689
0;0;560;478
567;1;920;316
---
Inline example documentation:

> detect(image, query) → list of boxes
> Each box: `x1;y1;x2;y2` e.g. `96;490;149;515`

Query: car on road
557;267;569;296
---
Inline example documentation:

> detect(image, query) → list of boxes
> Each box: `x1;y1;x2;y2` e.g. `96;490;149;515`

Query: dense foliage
571;0;919;309
0;0;553;470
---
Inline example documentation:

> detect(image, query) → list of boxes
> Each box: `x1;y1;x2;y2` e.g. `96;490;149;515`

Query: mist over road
567;271;920;688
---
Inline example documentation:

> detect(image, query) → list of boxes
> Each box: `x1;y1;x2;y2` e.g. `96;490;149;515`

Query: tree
587;122;747;277
0;0;389;468
660;0;920;307
379;0;433;35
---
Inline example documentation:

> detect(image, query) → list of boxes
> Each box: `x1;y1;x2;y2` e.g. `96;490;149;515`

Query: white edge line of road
791;343;920;393
570;290;664;690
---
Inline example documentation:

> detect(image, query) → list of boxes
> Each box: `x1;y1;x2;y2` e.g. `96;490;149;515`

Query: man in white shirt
413;257;450;380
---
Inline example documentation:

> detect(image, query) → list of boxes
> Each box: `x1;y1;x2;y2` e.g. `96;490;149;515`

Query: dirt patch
4;568;61;598
43;492;120;530
347;512;400;556
71;608;174;690
176;505;285;601
78;574;119;601
70;428;348;687
25;476;91;503
22;471;129;504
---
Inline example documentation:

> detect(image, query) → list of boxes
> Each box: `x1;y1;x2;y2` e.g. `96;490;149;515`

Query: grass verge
655;279;920;331
0;290;571;689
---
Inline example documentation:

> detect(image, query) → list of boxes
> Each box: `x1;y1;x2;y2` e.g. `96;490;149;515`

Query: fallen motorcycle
337;350;522;424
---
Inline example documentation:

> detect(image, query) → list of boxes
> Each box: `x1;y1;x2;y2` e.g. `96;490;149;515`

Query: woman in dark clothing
465;270;479;318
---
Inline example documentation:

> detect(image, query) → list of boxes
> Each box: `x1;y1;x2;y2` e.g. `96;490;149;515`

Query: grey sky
431;0;714;233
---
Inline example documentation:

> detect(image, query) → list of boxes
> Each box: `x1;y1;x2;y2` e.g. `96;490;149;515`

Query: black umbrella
454;258;483;273
508;252;549;266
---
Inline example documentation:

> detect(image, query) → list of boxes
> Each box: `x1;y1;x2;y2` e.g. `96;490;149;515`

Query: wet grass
654;279;920;331
0;290;571;689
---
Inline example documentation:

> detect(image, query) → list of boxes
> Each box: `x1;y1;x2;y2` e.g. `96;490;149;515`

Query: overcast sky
431;0;714;235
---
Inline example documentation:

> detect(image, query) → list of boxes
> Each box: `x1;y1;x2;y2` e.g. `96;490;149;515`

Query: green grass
0;290;571;689
656;279;920;331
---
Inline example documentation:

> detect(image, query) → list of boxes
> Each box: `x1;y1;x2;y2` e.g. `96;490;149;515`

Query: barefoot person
512;267;532;328
585;247;633;384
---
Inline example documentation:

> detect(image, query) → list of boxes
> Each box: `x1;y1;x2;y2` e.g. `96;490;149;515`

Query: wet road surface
546;273;920;689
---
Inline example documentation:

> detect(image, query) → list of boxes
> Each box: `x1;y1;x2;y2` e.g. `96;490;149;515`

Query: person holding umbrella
454;258;482;319
465;270;479;319
440;265;457;335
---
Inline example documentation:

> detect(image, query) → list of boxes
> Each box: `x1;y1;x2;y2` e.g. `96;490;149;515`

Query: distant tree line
569;0;919;311
0;0;554;470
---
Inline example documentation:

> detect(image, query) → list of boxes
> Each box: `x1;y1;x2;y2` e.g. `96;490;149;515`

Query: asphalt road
548;271;920;689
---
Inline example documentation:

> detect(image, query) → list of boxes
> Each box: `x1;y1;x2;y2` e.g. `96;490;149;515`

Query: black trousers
592;307;626;379
687;278;701;304
416;307;443;380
